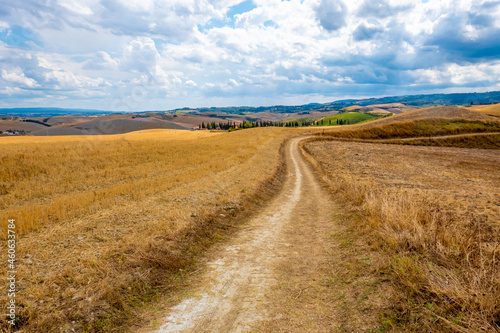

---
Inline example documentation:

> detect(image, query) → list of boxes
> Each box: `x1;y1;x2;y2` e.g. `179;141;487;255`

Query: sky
0;0;500;111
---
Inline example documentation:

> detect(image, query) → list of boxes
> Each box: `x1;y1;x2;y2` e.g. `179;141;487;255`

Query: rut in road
148;137;328;332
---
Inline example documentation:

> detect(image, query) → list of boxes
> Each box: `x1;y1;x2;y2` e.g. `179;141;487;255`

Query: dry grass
344;105;363;111
367;106;499;124
0;130;220;236
0;127;290;332
301;139;500;332
322;106;498;134
324;119;500;140
318;106;500;150
389;133;500;149
467;104;500;117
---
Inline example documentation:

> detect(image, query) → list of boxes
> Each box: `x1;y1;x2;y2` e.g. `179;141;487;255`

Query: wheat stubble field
0;128;292;331
1;106;499;332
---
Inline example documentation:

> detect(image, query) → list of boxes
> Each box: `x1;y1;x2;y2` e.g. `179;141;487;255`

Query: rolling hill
32;117;188;136
467;103;500;117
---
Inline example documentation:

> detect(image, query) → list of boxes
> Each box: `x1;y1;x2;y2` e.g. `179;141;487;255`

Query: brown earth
343;103;416;115
0;119;47;132
32;117;188;136
44;116;98;126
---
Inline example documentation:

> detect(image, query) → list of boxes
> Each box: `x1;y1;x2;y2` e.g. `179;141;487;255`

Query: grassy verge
300;138;500;332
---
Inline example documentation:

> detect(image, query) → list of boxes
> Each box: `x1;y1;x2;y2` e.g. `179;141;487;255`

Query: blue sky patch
199;0;256;31
264;20;278;28
227;0;257;18
0;25;43;49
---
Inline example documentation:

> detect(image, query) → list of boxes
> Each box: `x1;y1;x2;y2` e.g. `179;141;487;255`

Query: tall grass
301;138;500;332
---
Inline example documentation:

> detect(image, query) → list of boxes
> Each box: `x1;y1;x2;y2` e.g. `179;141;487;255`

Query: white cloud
411;61;499;86
83;51;119;70
121;37;160;73
1;68;39;87
0;87;23;95
0;0;498;110
57;0;94;16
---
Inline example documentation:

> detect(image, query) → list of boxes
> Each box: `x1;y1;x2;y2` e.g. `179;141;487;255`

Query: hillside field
467;103;500;117
316;112;383;126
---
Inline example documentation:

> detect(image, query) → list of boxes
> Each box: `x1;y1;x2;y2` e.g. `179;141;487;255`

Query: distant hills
172;91;500;115
0;107;116;117
2;91;500;117
332;91;500;108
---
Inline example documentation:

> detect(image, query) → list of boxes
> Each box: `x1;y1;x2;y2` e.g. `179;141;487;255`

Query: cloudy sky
0;0;499;111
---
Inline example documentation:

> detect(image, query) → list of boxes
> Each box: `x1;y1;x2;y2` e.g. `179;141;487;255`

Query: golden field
467;103;500;117
302;139;500;332
0;128;290;331
0;130;222;236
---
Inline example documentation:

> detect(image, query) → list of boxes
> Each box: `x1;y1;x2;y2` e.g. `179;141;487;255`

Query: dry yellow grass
344;105;363;111
353;106;500;128
302;139;500;332
467;103;500;117
0;130;221;236
317;107;500;151
0;129;218;145
0;127;290;331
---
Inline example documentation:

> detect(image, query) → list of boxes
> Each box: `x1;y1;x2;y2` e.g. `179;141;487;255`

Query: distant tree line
200;121;239;130
198;119;351;130
199;119;318;130
198;114;392;130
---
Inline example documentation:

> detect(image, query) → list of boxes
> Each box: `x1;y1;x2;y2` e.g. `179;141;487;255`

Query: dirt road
146;137;350;332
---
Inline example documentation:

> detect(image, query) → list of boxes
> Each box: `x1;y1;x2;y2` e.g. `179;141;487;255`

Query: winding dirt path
147;137;340;332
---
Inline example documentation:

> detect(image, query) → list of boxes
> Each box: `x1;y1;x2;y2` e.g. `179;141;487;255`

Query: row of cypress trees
200;120;302;130
199;117;350;130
